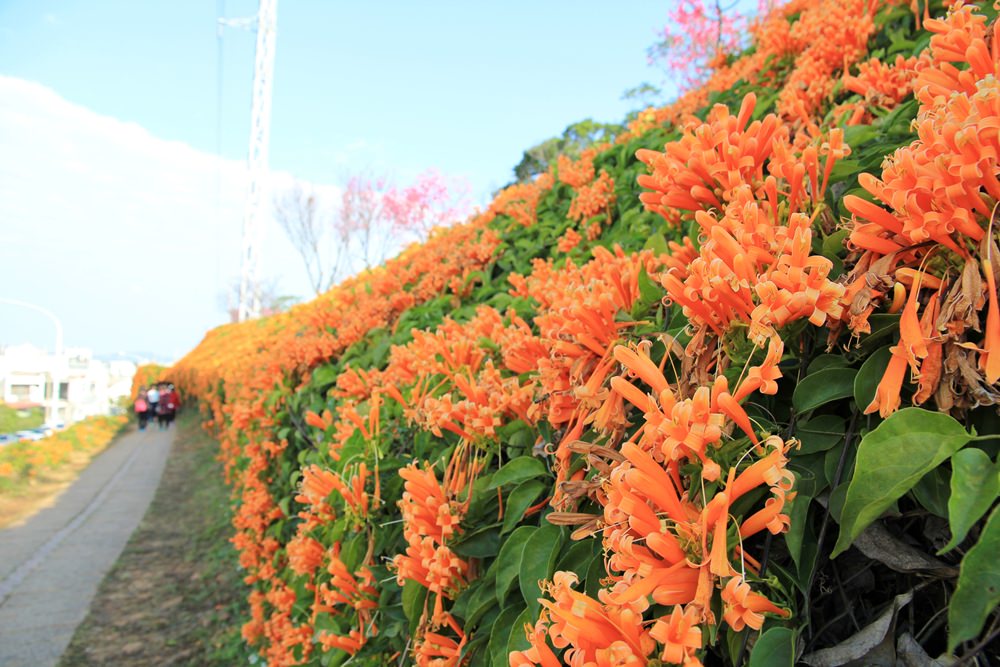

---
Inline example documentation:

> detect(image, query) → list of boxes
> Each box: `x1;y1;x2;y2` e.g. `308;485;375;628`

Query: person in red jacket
160;384;181;428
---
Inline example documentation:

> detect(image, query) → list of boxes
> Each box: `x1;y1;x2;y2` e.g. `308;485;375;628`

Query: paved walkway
0;426;173;666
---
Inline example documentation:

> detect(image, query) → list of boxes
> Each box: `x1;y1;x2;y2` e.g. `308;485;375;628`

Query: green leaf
853;345;892;411
843;124;878;148
506;608;534;656
824;437;857;489
784;492;812;571
789;453;827;497
807;354;850;374
643;233;669;255
948;506;1000;652
519;525;565;616
858;314;901;351
452;525;502;558
488;606;524;667
458;578;498;628
311;364;339;389
941;448;1000;553
749;627;796;667
796;415;846;455
340;532;366;571
631;266;666;319
496;526;535;607
402;580;427;636
556;539;600;577
637;266;663;304
489;456;547;489
911;464;950;518
503;480;546;533
821;229;851;258
832;409;973;557
498;420;535;452
584;551;605;598
725;627;748;666
793;368;857;413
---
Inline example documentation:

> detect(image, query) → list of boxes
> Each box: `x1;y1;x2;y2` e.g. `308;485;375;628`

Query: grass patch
0;403;43;433
59;411;249;666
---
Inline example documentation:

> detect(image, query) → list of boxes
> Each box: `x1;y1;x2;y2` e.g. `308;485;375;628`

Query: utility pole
220;0;279;322
0;298;63;427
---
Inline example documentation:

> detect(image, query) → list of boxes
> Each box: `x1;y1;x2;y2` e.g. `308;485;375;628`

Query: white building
0;344;137;424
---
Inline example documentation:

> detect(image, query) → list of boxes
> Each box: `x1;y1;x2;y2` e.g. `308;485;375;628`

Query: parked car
16;430;45;442
0;433;18;446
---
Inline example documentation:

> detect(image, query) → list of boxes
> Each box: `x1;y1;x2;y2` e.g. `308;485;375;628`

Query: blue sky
0;1;672;360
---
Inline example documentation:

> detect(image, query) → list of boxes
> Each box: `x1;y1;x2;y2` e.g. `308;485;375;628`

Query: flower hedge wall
170;1;1000;665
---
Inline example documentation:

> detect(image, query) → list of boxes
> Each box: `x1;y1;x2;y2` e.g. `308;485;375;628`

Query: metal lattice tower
223;0;278;322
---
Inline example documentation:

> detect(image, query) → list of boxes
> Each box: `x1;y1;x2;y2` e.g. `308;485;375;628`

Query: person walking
161;384;179;428
146;384;160;420
134;387;150;431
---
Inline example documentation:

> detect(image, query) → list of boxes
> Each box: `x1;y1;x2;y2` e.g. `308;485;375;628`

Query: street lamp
0;298;64;427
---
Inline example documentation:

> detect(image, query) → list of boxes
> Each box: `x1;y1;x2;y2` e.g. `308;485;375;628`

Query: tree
338;172;392;270
512;119;622;182
645;0;764;93
339;169;471;269
273;170;471;293
273;180;350;296
620;83;663;110
382;169;471;240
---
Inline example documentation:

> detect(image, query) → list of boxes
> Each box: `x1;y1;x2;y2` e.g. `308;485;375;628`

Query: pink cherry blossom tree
337;169;472;270
647;0;769;92
383;169;472;240
273;169;472;294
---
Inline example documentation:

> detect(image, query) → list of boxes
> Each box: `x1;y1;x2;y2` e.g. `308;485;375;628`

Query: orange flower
637;93;781;220
286;534;325;575
844;55;928;112
557;227;582;252
721;575;789;632
510;616;561;667
865;344;909;417
305;409;332;430
535;572;655;665
649;605;704;667
557;149;598;188
568;170;616;222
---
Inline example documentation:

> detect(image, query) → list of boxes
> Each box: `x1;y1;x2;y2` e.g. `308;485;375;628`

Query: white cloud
0;75;321;359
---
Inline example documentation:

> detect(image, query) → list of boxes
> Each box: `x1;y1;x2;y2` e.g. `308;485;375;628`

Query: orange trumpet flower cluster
314;547;379;654
568;170;616;224
636;93;781;220
511;572;656;667
638;93;847;366
843;54;928;112
391;464;470;609
519;342;794;666
505;247;664;428
557;227;582;253
775;0;882;127
383;307;536;441
413;613;468;667
608;345;759;480
841;2;1000;414
484;173;555;228
557;150;598;188
557;148;617;227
